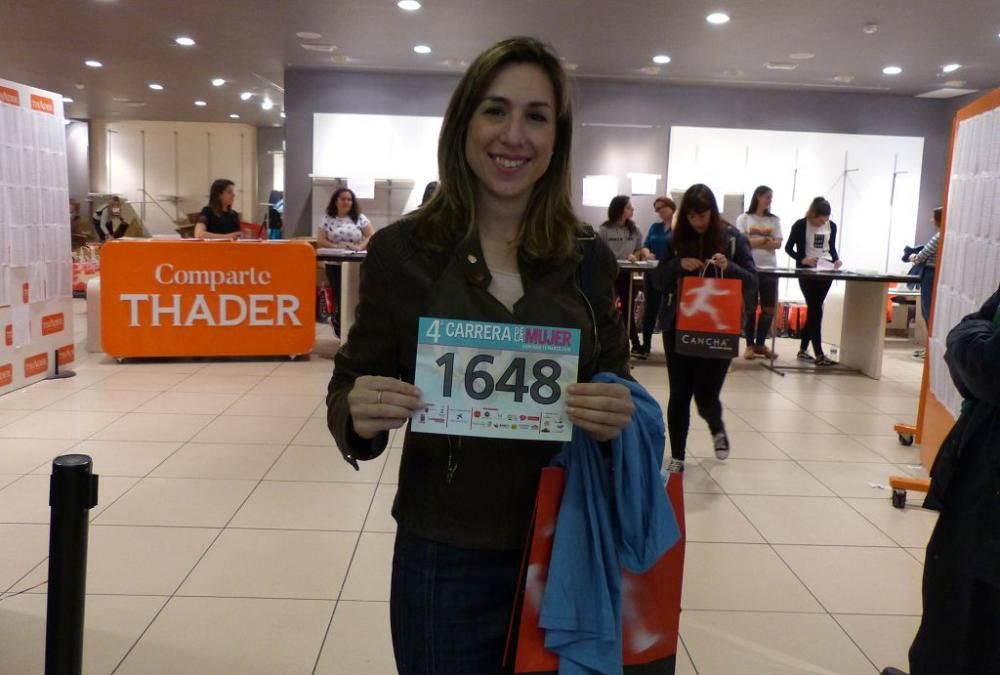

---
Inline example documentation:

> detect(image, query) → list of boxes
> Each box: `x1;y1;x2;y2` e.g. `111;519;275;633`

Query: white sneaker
667;458;685;473
713;432;730;460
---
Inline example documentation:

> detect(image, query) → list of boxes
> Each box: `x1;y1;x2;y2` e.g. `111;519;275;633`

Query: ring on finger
377;390;383;405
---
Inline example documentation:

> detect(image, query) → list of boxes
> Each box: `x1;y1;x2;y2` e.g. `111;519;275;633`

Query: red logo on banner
0;86;20;106
4;325;11;347
24;353;49;378
57;344;75;365
22;283;29;303
30;94;54;115
41;313;65;336
0;364;12;387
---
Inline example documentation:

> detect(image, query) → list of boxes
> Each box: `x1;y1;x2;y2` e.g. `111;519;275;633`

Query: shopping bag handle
699;259;724;279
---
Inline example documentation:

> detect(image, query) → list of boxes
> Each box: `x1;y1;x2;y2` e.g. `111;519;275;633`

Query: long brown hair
672;183;726;258
209;179;235;214
409;36;580;262
326;187;360;222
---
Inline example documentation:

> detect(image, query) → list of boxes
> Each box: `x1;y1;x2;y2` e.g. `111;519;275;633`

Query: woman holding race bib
326;37;633;675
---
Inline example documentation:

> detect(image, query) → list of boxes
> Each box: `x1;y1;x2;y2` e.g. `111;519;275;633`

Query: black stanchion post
45;454;99;675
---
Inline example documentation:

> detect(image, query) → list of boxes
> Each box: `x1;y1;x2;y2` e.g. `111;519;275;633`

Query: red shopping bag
506;467;686;674
675;265;743;359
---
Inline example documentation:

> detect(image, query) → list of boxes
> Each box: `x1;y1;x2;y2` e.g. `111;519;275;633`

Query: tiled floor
0;301;932;674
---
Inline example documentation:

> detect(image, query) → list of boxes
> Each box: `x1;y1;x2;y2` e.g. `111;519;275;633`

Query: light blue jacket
539;373;680;675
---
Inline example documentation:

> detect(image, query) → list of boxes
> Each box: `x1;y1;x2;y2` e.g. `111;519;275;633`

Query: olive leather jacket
326;217;630;550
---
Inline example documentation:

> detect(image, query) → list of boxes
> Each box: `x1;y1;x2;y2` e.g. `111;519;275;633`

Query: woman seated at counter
317;187;374;337
195;179;241;240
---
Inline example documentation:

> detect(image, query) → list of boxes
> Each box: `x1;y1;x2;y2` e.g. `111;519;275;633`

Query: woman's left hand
710;253;729;271
834;259;844;270
566;382;635;441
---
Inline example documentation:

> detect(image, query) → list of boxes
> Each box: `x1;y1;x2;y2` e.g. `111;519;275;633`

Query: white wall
64;121;89;202
89;120;257;235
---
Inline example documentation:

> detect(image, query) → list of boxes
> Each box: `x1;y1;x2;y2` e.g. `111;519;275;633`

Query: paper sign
628;173;661;196
582;175;619;207
412;317;580;442
348;176;376;200
816;258;837;271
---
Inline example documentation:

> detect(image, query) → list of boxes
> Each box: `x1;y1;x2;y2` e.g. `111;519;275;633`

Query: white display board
930;108;1000;417
312;113;441;221
0;77;76;394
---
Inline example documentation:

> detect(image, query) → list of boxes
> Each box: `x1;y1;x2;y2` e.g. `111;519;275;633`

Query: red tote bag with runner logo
674;264;743;359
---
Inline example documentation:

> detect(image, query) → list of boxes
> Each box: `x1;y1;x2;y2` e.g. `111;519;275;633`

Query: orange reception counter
99;240;317;358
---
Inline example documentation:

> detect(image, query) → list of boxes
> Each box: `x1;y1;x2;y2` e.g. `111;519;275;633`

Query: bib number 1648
434;353;561;405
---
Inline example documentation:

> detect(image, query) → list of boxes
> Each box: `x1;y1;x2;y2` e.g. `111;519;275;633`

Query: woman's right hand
802;257;818;267
347;376;424;439
680;257;704;272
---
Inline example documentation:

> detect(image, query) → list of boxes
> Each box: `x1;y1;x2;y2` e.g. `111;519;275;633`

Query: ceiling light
211;78;226;87
127;101;146;108
398;0;421;9
240;91;253;101
653;54;671;64
413;44;432;54
862;23;879;35
62;96;74;103
561;62;578;71
229;114;240;119
789;52;815;60
148;83;164;91
280;111;286;118
261;97;274;111
84;59;103;68
331;54;353;64
882;65;902;75
706;12;730;25
834;74;855;84
945;79;967;87
640;66;661;75
942;63;962;73
194;100;207;107
301;43;337;52
175;36;195;47
765;61;798;70
296;31;322;39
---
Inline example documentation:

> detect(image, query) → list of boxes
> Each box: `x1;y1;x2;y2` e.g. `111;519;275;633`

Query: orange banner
0;364;11;387
24;353;49;378
30;94;54;114
4;325;10;347
57;344;75;365
42;313;65;336
100;241;317;357
0;86;19;106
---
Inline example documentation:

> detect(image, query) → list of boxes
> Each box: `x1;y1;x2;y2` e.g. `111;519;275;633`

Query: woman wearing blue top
637;196;675;358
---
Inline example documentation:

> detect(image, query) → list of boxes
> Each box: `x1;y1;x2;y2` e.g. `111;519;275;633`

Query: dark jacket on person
784;218;840;268
650;224;757;334
909;287;1000;674
326;217;630;551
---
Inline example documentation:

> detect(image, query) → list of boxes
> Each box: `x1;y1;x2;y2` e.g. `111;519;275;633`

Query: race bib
412;317;580;442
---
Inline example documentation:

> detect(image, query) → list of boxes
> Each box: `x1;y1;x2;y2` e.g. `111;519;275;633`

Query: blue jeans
390;527;522;675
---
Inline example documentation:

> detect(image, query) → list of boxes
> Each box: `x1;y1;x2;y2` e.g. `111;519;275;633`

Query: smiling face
464;62;557;217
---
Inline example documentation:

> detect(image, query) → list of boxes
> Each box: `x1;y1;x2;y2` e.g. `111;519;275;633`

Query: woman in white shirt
318;187;374;336
736;185;783;361
784;197;843;366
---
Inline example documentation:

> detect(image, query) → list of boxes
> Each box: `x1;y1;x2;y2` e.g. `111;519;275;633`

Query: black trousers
324;262;342;334
663;331;731;460
798;278;833;356
614;269;641;350
641;272;663;352
745;275;779;347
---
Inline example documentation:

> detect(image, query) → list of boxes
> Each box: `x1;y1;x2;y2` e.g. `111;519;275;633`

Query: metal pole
45;454;99;675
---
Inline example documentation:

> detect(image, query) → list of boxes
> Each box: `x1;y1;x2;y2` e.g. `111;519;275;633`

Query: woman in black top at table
196;179;241;240
784;196;843;367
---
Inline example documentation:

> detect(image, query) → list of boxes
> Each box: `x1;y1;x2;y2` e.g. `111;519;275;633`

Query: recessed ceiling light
261;97;274;111
653;54;671;64
882;65;902;75
834;74;855;83
640;66;661;75
239;92;253;101
301;43;337;52
84;59;103;68
74;83;85;90
148;83;164;91
862;23;879;35
942;63;962;73
280;111;286;118
398;0;421;9
194;100;207;107
229;114;240;119
413;44;432;54
211;78;226;87
706;12;730;25
296;31;322;39
62;96;74;103
945;79;967;87
789;52;815;60
765;61;799;70
175;36;195;47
